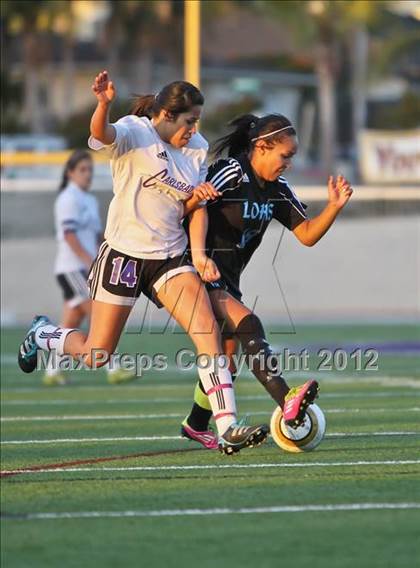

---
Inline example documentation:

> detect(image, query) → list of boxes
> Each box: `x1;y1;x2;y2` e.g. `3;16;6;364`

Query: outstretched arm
90;70;117;145
188;207;220;282
293;175;353;247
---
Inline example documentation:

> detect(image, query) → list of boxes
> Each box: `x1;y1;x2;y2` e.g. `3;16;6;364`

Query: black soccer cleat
18;315;51;373
218;422;269;455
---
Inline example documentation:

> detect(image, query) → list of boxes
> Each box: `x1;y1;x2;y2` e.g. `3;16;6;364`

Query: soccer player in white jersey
180;113;353;449
18;71;269;454
44;149;134;386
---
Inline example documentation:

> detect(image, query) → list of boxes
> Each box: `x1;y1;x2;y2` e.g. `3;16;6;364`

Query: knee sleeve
235;314;281;383
236;314;270;357
235;314;288;406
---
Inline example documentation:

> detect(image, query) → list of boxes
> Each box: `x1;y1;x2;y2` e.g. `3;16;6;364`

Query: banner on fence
359;129;420;184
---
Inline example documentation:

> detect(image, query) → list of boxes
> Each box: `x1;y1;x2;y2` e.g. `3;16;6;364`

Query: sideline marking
3;503;420;521
2;391;419;406
1;431;419;446
2;408;420;422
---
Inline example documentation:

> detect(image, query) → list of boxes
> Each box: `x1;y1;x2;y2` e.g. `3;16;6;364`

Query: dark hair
59;149;92;191
212;113;296;158
130;81;204;119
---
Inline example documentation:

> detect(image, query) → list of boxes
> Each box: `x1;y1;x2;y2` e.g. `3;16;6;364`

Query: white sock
196;355;237;436
35;324;76;356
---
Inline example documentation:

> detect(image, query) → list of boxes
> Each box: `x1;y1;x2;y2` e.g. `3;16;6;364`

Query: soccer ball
270;403;326;453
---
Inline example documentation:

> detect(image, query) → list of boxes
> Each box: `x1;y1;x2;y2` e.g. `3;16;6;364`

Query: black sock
186;404;213;432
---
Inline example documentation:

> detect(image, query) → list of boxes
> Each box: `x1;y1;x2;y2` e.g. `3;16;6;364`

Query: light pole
184;0;201;88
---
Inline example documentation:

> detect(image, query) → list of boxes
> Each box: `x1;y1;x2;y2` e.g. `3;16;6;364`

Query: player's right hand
92;70;116;105
192;182;221;202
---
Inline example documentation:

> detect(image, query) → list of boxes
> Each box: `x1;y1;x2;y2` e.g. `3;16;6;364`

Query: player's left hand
192;182;221;202
193;255;221;282
328;175;353;209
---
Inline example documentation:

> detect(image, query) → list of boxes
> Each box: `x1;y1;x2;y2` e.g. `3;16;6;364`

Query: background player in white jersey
44;149;134;386
180;113;353;449
18;72;269;454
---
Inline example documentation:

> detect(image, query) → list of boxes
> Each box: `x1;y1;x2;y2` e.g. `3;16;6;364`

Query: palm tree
2;0;76;132
53;1;77;121
97;1;185;94
3;0;48;132
259;0;388;173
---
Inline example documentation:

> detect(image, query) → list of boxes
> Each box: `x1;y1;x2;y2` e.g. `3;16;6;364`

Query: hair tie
249;121;256;129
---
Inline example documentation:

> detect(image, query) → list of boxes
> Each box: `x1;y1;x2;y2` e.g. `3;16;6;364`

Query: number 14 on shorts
110;257;138;288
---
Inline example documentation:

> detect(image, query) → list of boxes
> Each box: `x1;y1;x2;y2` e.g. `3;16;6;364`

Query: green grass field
1;324;420;568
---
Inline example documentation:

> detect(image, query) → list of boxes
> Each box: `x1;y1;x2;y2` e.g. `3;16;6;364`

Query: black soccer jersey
205;153;307;301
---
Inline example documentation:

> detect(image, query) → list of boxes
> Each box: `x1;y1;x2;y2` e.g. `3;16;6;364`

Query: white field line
325;431;420;438
5;503;420;521
2;375;420;394
0;397;211;406
2;436;181;445
2;408;420;422
0;413;183;422
1;431;420;446
3;460;420;476
0;385;188;394
2;391;420;407
325;407;420;414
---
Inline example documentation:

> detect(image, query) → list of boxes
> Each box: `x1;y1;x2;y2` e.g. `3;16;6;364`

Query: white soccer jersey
88;115;208;259
54;182;102;274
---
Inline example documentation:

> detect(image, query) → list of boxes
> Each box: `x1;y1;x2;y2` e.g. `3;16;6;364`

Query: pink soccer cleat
283;380;319;429
181;420;219;449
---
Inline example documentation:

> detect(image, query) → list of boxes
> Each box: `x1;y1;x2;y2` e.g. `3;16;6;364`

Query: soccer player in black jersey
181;113;353;449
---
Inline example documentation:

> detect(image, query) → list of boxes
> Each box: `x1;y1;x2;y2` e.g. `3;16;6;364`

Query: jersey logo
242;173;250;183
243;201;274;221
156;150;168;161
143;169;194;194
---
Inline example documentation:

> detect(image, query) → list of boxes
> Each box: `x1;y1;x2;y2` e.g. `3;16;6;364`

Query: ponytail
212;113;296;159
212;114;259;158
130;94;157;119
59;171;69;191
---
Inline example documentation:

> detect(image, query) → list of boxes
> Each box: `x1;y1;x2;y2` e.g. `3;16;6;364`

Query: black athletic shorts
205;278;242;302
56;270;90;307
87;242;196;308
184;248;243;303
